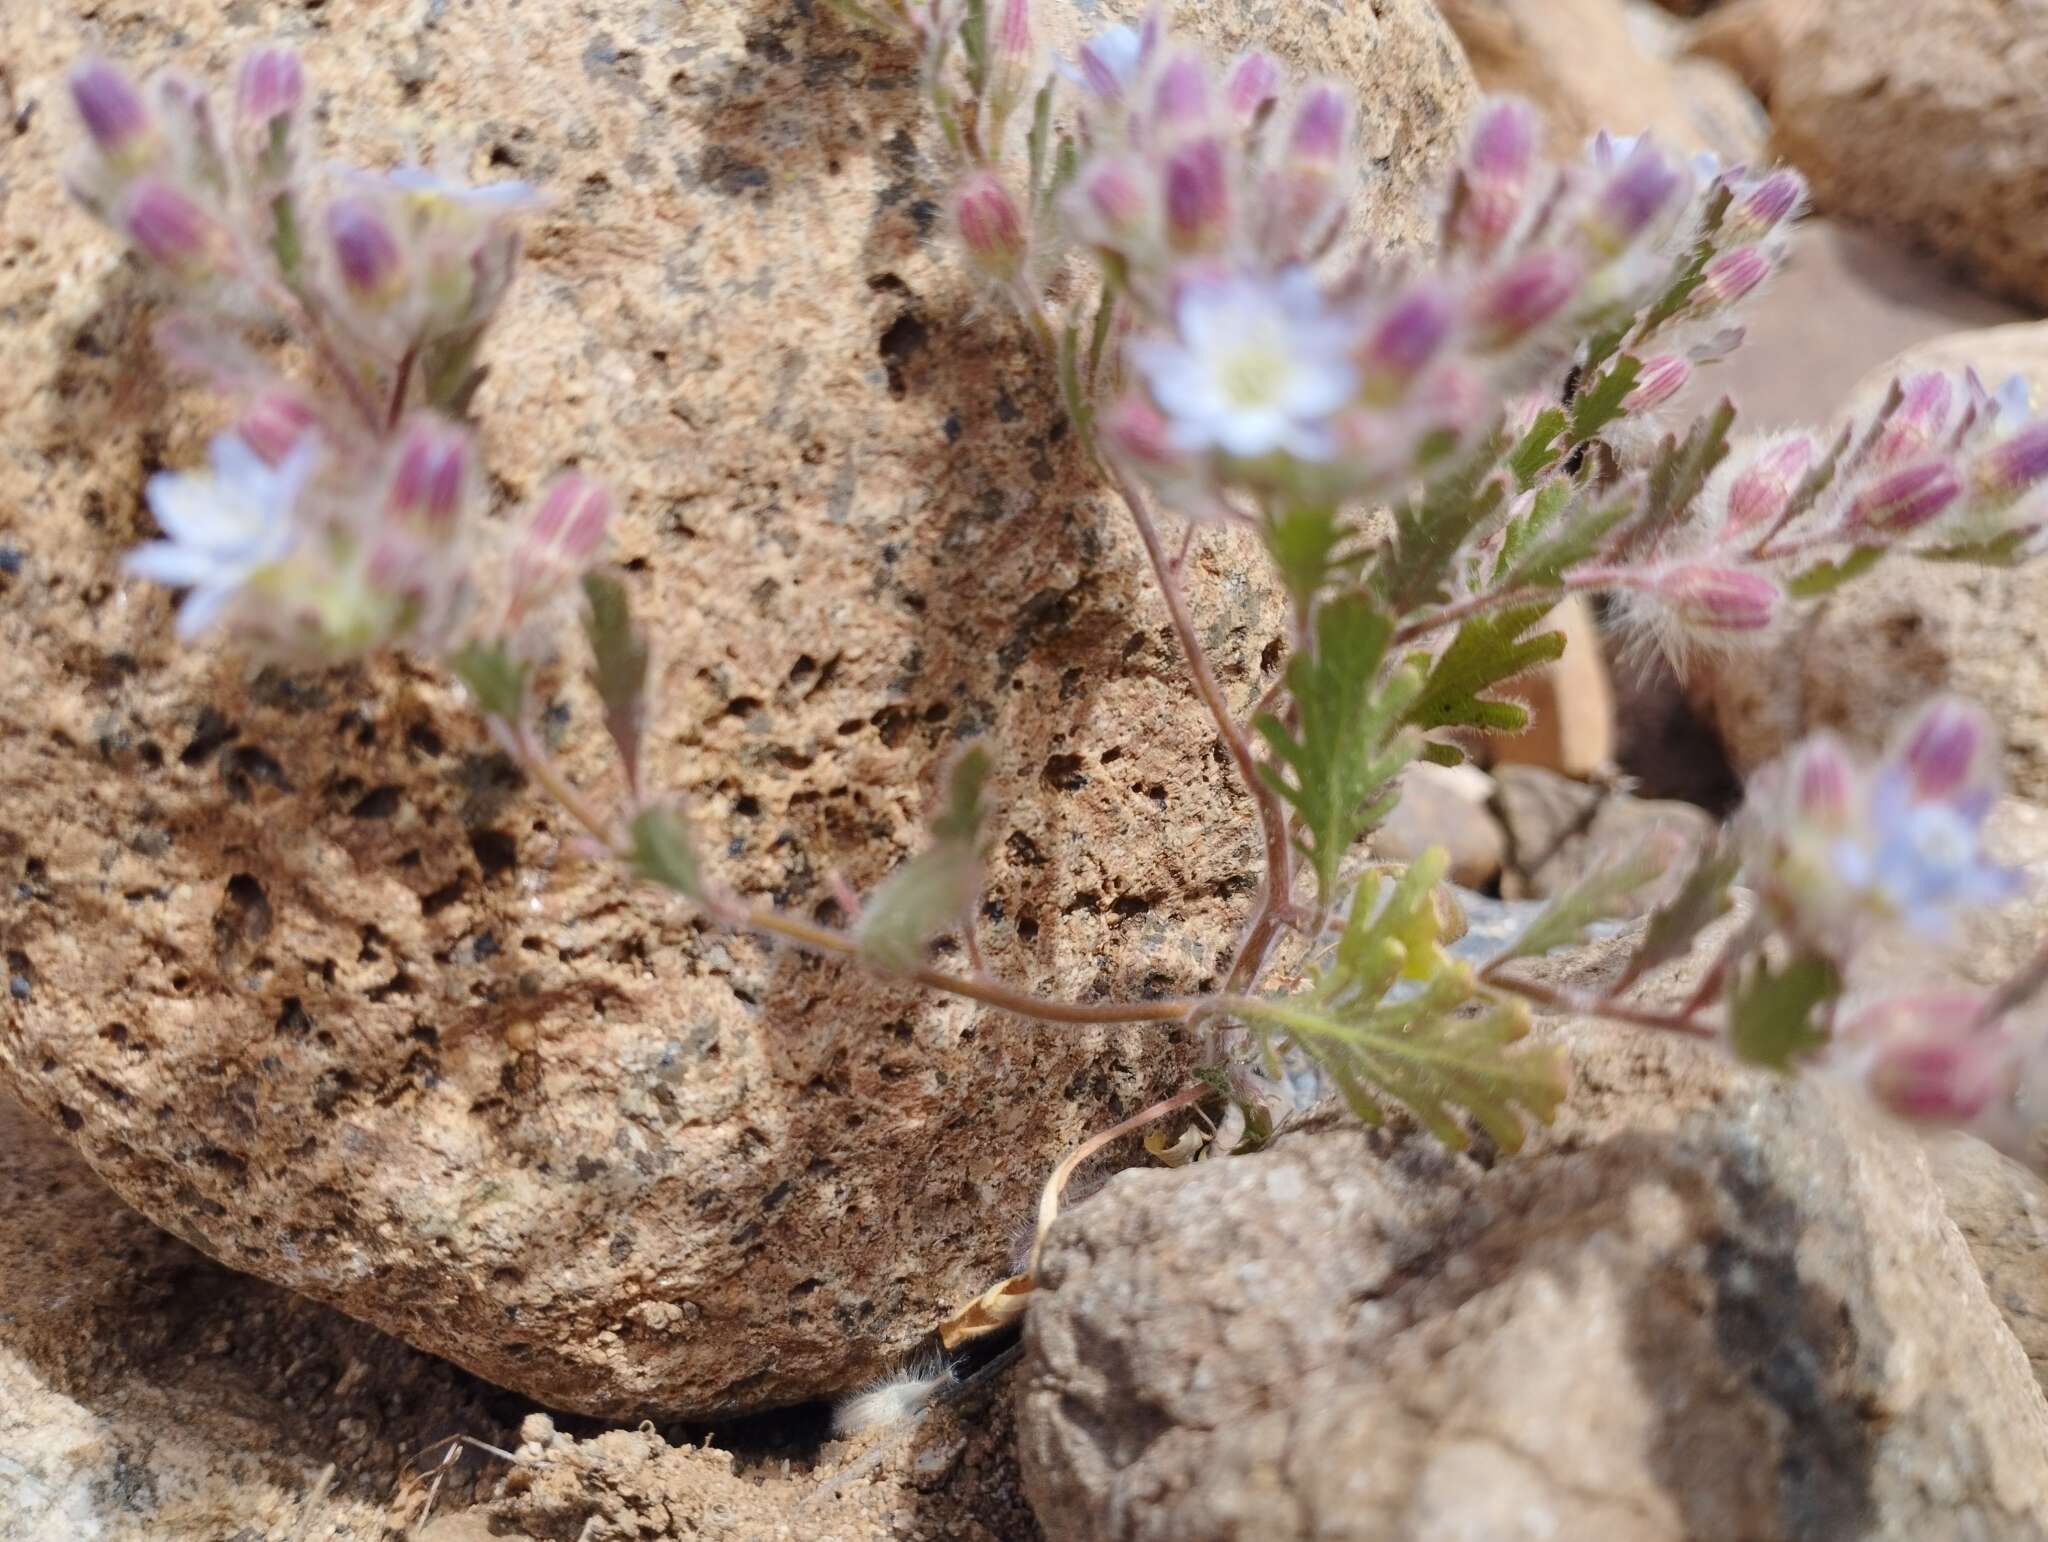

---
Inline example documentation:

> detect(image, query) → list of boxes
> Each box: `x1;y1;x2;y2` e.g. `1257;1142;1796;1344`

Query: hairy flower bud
1588;141;1681;253
1654;563;1781;632
236;391;318;466
1624;354;1692;414
1163;136;1229;253
1870;371;1957;468
1149;49;1210;129
1103;391;1180;469
71;59;151;164
1897;697;1993;804
1289;84;1350;163
1858;1005;2012;1126
1468;97;1536;183
1067;155;1152;252
1791;734;1856;826
387;420;471;535
1361;283;1454;399
236;47;304;129
1698;246;1770;309
1972;422;2048;502
124;178;220;277
1723;434;1817;536
510;474;614;617
327;197;404;298
1470;249;1580;347
1847;459;1963;533
1728;169;1804;241
1224;51;1282;121
953;172;1028;282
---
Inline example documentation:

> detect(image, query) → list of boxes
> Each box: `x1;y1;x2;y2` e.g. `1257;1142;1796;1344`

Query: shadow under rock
0;1092;551;1531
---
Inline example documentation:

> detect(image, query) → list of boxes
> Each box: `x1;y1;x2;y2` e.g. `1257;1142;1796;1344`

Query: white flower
125;434;317;639
378;163;541;216
1131;269;1360;461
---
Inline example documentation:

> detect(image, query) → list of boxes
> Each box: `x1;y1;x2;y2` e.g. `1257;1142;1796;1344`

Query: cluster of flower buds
1741;697;2021;960
73;49;610;667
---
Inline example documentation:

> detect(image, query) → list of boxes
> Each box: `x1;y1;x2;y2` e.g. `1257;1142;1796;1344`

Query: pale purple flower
1066;24;1144;100
1131;269;1360;461
369;163;542;218
126;435;318;639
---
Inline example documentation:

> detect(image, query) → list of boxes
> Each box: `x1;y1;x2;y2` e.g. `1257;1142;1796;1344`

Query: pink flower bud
327;197;404;297
1362;283;1454;394
1624;354;1692;414
1790;733;1856;826
528;475;613;560
1470;249;1581;346
71;59;150;160
1897;697;1993;803
1848;459;1963;533
1723;435;1817;535
1103;392;1179;468
387;421;471;534
1150;50;1210;128
1729;169;1803;239
235;48;304;127
1866;1022;2012;1126
1872;371;1957;467
1070;155;1151;248
1972;422;2048;501
995;0;1031;60
953;172;1028;281
1699;246;1771;308
236;392;317;466
124;179;219;276
1288;85;1350;165
1163;136;1229;254
1655;563;1781;632
1590;142;1681;251
1224;52;1282;121
1467;98;1535;183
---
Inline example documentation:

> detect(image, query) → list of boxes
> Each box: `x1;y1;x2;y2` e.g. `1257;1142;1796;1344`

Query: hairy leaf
582;572;651;783
1568;355;1642;443
1786;544;1885;598
1493;839;1676;966
450;639;530;722
630;804;704;900
1921;531;2034;567
1629;399;1737;549
1508;406;1568;490
1728;952;1840;1071
1403;605;1563;741
1494;481;1573;582
1619;835;1740;990
1371;430;1510;613
1263;503;1346;607
1255;594;1423;902
857;742;995;974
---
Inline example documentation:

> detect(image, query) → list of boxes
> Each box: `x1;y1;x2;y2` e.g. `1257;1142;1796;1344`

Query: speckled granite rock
0;1;1473;1417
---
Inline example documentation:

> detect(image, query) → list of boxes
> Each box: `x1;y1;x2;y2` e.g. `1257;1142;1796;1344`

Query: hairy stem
1106;463;1298;989
1482;968;1717;1038
496;715;1193;1030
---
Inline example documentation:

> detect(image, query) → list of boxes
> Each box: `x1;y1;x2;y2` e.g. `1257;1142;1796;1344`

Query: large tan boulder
1695;325;2048;795
0;1;1474;1417
1016;914;2048;1541
1436;0;1766;164
1745;0;2048;311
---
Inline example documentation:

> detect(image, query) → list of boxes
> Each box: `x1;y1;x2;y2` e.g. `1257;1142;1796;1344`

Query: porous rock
1016;922;2048;1541
1763;0;2048;311
0;1;1473;1415
1695;326;2048;794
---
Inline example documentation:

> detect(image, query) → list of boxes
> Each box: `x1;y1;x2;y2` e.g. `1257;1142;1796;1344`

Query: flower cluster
70;52;605;663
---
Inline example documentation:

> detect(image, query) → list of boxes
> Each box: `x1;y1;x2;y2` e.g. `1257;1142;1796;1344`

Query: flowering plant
71;1;2048;1280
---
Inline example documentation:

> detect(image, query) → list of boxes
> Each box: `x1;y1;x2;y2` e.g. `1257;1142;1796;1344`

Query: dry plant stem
1028;1081;1210;1276
1482;968;1717;1038
496;716;1194;1029
1104;463;1297;993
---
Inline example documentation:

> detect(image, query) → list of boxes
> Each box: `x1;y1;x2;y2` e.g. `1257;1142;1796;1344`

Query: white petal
146;473;251;549
124;540;224;588
173;582;236;640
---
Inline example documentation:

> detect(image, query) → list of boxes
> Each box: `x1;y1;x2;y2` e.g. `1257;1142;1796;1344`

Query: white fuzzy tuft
832;1351;954;1437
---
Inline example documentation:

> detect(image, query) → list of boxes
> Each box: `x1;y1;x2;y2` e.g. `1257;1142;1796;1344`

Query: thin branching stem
1481;969;1718;1039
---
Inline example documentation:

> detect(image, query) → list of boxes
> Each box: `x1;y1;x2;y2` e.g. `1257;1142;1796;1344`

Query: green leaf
1254;594;1423;903
1403;605;1563;740
1728;952;1840;1071
1508;406;1568;490
1262;503;1345;607
1370;429;1510;613
1568;356;1642;443
1027;74;1057;209
960;0;990;94
1919;530;2034;567
449;639;530;721
1499;492;1633;592
629;805;704;901
1494;481;1573;582
1787;544;1884;598
581;572;651;783
857;742;995;974
1492;840;1675;966
1322;849;1450;1006
1620;835;1739;990
1622;398;1737;550
1241;986;1566;1154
